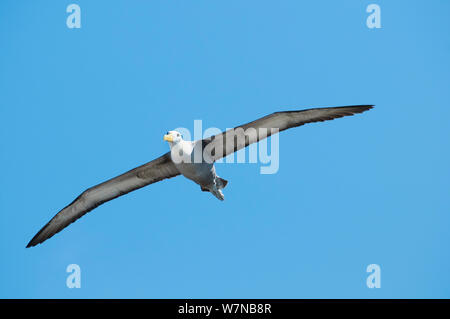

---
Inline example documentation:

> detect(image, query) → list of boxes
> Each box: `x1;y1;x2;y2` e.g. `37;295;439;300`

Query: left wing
201;105;373;161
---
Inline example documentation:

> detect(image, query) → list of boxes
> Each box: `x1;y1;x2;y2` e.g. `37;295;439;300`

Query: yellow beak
163;134;173;142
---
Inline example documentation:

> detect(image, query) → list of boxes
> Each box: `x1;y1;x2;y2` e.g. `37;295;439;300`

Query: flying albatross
26;105;373;247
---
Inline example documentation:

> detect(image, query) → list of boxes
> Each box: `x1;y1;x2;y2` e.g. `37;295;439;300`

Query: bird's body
27;105;373;247
168;137;226;200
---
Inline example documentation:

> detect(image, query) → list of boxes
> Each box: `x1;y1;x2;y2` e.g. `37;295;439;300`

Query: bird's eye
177;133;180;137
166;132;169;135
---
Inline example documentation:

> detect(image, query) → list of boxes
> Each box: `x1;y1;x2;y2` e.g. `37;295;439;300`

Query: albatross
26;105;373;247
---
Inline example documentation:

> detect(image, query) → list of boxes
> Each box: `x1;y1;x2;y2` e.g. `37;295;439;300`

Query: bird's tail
216;177;228;190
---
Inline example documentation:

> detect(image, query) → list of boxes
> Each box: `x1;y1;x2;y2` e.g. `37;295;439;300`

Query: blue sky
1;0;449;298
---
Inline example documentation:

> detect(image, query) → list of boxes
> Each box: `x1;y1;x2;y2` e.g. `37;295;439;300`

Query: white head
163;130;183;145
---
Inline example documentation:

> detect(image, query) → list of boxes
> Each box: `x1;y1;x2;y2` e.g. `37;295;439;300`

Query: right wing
26;152;179;247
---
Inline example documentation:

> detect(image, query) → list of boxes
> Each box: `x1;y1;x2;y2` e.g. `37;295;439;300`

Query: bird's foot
211;188;225;201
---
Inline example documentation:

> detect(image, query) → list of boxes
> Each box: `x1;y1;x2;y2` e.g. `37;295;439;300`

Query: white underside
168;139;224;200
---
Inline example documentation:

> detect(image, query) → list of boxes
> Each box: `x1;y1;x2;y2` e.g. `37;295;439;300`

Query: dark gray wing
26;152;179;247
202;105;373;161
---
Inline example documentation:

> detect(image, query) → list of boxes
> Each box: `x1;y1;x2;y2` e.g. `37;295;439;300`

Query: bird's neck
168;140;184;150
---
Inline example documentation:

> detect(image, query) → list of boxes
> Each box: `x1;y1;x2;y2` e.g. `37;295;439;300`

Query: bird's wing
202;105;373;161
26;152;179;247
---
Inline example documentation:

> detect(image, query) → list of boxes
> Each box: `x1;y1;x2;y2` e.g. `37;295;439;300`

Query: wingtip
355;104;374;109
351;104;374;112
26;240;36;248
26;233;43;248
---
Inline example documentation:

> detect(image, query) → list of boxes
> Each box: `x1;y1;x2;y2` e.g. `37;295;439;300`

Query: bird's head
163;130;183;145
